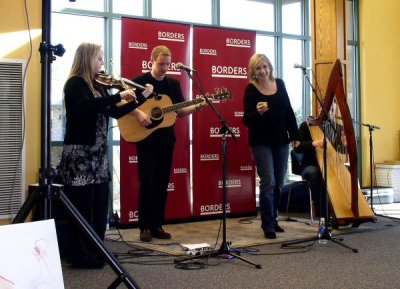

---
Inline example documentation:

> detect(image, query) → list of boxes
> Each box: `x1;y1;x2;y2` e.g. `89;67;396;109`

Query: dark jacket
242;78;300;146
63;76;142;145
294;121;319;170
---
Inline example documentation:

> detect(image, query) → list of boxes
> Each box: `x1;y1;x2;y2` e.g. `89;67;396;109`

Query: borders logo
174;168;188;174
167;182;175;192
158;31;185;42
128;155;138;164
199;48;217;56
240;165;253;171
211;65;247;79
128;42;148;50
200;154;220;161
200;203;231;215
218;179;242;188
210;127;240;138
225;37;251;48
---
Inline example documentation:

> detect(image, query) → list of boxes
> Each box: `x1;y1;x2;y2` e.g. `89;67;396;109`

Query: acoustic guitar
118;89;231;142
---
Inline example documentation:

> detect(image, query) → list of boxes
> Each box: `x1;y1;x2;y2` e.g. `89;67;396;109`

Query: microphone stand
281;67;358;253
174;69;261;269
350;119;380;212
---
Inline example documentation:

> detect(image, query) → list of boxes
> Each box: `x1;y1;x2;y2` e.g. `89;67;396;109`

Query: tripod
174;69;261;269
12;1;140;288
281;66;358;253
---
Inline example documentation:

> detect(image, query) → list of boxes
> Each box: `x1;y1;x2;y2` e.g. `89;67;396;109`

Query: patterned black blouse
58;112;110;186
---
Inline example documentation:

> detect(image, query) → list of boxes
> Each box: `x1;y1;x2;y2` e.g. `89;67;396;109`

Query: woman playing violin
56;42;153;269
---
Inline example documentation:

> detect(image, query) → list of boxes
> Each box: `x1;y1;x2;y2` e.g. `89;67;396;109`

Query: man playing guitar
130;45;205;242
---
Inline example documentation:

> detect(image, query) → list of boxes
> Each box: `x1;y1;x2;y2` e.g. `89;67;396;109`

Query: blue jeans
252;144;289;233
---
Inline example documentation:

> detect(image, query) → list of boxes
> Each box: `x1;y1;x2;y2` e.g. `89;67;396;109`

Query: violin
94;72;146;91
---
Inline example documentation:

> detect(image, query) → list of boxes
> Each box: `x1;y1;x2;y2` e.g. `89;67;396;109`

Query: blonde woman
242;53;300;239
57;42;153;268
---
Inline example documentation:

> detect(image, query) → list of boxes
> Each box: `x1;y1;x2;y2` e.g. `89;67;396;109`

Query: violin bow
109;59;138;103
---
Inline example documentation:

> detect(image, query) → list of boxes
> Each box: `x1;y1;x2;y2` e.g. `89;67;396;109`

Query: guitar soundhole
151;107;163;120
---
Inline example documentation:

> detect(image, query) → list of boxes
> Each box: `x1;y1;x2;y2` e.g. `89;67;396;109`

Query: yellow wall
0;0;42;222
359;0;400;185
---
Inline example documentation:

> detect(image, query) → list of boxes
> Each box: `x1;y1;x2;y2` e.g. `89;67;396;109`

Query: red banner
119;19;257;225
191;26;257;218
120;18;191;225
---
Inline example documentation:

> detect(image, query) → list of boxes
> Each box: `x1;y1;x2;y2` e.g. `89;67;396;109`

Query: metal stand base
174;241;261;269
281;226;358;253
215;242;262;268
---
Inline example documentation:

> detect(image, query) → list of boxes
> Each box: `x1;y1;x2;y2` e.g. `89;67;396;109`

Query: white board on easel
0;219;64;289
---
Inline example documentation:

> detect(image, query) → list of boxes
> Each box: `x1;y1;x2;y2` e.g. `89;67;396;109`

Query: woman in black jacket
242;53;300;239
57;42;153;269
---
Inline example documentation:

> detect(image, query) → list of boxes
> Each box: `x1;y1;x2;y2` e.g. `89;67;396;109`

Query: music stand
281;65;358;253
174;69;261;269
12;2;141;288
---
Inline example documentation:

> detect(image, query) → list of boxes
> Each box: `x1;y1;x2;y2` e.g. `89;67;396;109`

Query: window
50;13;104;167
345;0;359;122
282;0;303;35
282;38;303;123
52;0;105;12
346;0;361;173
255;35;275;69
152;0;212;24
220;0;275;31
113;0;144;15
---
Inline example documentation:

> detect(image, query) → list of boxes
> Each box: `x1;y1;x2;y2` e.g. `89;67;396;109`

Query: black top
242;78;300;146
132;72;185;145
63;76;142;146
294;121;319;170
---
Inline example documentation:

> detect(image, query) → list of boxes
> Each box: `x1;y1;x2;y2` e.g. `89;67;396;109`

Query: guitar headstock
208;88;232;102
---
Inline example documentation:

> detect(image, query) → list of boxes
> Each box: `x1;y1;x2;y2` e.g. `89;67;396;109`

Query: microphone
177;62;196;72
294;63;311;70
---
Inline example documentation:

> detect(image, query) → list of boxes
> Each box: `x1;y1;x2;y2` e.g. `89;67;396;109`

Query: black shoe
275;225;285;233
151;228;171;239
140;229;152;242
264;231;276;239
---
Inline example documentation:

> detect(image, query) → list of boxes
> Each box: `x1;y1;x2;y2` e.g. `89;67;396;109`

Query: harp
307;59;376;223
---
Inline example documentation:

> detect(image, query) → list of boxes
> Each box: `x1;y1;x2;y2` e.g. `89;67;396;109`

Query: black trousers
136;139;175;230
301;165;326;218
55;182;109;265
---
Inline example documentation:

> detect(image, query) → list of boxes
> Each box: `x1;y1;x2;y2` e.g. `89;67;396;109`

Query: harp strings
324;97;351;195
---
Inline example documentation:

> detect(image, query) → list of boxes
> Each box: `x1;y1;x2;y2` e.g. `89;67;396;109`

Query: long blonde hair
66;42;102;92
247;53;275;84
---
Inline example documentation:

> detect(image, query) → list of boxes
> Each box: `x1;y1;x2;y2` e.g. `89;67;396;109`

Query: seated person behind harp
294;101;347;218
294;119;326;218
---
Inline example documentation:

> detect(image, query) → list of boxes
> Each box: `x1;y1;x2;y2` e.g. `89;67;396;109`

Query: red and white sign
191;26;257;218
119;18;257;225
120;18;191;225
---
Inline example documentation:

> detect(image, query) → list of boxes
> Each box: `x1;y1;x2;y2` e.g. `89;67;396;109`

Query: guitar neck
162;98;204;114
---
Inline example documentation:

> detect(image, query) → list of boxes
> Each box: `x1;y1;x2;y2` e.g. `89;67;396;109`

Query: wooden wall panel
311;0;347;112
313;0;337;62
